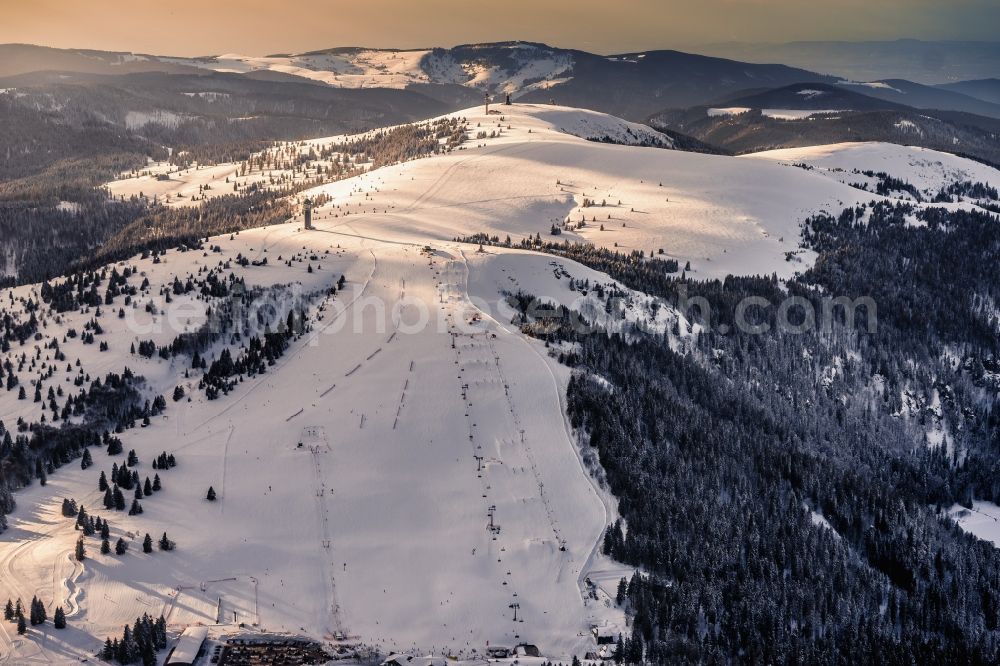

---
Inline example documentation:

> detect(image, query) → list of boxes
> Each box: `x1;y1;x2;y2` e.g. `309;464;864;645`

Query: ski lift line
286;409;304;422
475;239;611;600
451;339;526;613
345;363;362;377
320;384;337;397
309;449;345;636
479;311;566;547
219;425;235;510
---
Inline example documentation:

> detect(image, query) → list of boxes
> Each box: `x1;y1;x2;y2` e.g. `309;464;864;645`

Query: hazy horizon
3;0;999;58
4;36;1000;59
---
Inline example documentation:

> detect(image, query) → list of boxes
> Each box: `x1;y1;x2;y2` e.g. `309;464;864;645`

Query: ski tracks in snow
455;248;616;606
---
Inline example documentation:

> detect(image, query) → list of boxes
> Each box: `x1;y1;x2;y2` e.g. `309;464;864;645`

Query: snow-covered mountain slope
110;104;998;282
117;41;834;117
0;221;640;662
161;49;434;89
293;104;966;280
747;142;1000;200
11;102;1000;663
421;44;574;95
157;43;577;94
524;107;672;146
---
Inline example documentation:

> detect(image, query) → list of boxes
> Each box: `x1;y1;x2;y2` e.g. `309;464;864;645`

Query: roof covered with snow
166;626;208;665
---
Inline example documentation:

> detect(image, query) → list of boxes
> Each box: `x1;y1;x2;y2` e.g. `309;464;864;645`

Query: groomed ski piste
4;102;1000;664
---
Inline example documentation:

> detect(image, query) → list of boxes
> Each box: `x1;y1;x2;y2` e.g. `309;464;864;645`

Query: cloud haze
1;0;997;56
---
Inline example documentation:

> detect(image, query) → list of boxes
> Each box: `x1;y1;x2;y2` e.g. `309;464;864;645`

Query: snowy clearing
707;107;752;117
761;109;845;120
949;502;1000;548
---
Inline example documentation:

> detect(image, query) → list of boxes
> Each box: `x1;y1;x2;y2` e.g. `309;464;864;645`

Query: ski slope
0;220;640;662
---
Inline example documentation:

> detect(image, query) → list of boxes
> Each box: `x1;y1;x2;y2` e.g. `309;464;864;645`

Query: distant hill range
2;41;1000;176
937;79;1000;106
649;105;1000;168
0;42;836;121
0;67;460;195
3;42;1000;122
704;81;1000;119
714;83;911;113
643;79;1000;165
695;40;1000;86
836;79;1000;118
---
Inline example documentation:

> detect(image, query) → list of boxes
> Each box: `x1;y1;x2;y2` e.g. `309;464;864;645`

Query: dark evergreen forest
483;201;1000;662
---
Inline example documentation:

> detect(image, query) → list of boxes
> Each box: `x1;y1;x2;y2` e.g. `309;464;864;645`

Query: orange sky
0;0;995;56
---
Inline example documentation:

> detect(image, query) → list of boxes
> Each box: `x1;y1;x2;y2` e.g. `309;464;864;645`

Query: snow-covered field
7;102;1000;663
747;142;1000;200
107;161;248;206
